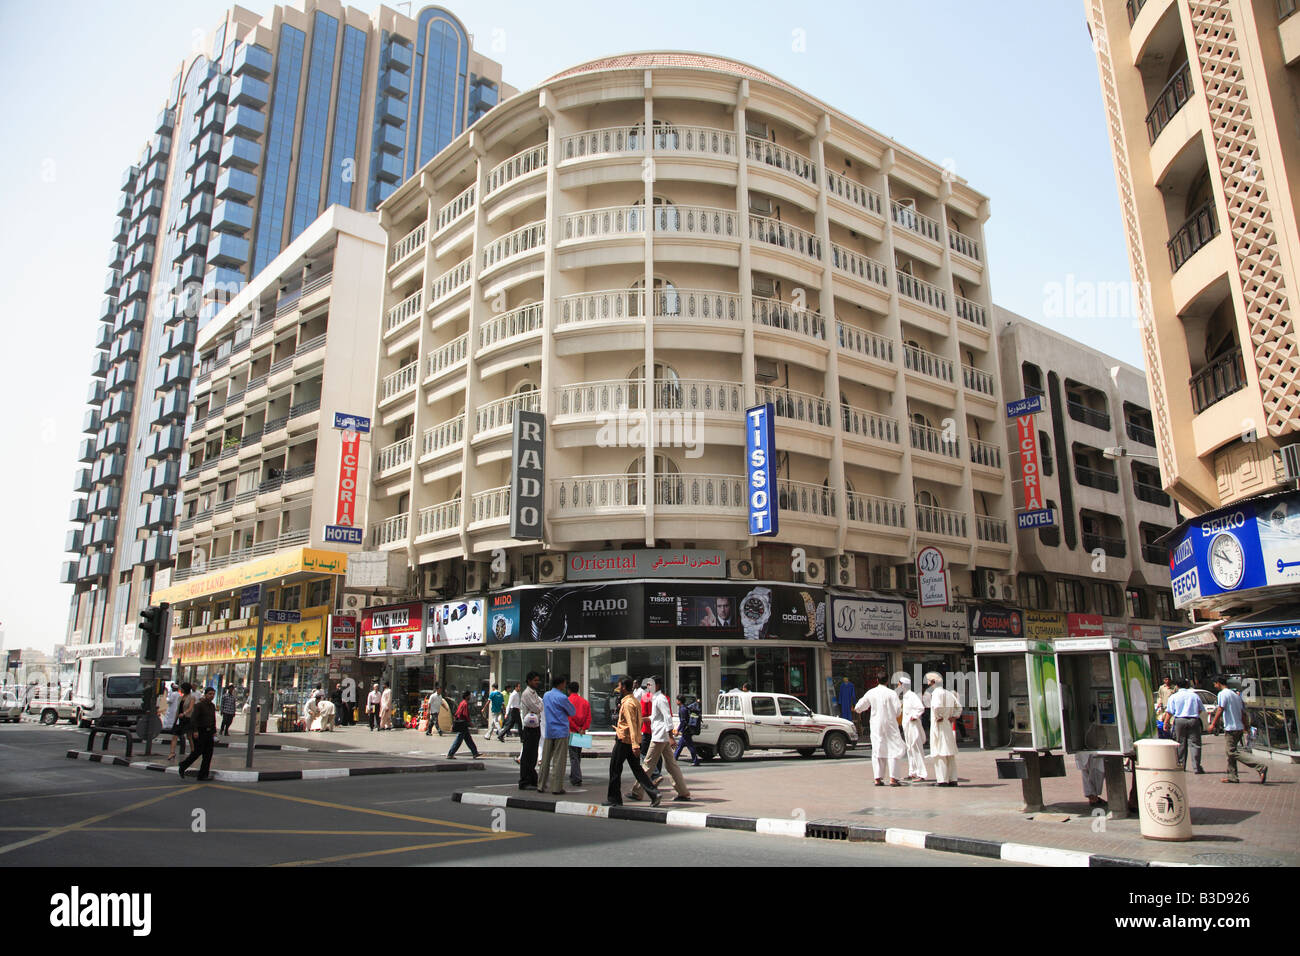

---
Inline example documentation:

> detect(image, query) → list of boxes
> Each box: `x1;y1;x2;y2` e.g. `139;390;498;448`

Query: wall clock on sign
1208;532;1245;590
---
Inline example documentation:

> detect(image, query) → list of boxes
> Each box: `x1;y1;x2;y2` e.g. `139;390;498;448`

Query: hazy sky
0;0;1136;654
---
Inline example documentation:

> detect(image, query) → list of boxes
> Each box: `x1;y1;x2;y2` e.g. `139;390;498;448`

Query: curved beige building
369;52;1013;602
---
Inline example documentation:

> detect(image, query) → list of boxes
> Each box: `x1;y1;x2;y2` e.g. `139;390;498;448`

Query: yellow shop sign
154;548;349;605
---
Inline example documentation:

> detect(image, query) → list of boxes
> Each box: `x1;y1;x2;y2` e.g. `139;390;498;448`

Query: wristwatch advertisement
741;587;773;640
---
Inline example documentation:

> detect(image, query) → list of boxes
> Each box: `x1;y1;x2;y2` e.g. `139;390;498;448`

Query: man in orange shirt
606;678;660;807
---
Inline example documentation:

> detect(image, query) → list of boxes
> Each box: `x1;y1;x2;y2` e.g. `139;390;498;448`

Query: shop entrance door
675;664;703;709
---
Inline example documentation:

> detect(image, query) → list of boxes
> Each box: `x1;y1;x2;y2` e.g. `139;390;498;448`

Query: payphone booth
973;639;1062;751
1052;636;1158;817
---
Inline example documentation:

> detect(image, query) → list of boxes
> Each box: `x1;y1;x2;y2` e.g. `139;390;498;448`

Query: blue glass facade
252;24;305;274
326;25;368;210
406;8;469;179
289;12;339;240
366;30;410;210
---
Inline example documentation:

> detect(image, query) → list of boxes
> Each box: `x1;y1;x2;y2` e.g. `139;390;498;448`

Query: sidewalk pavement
455;736;1297;867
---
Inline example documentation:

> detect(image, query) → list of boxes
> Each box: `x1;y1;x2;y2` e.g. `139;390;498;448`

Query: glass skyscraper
62;2;512;657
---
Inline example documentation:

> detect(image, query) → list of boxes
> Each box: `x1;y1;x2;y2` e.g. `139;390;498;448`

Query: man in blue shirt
1165;678;1205;774
537;675;576;795
1208;675;1267;784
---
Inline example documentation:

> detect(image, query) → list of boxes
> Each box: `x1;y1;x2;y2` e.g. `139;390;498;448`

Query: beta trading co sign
511;410;546;540
746;403;779;536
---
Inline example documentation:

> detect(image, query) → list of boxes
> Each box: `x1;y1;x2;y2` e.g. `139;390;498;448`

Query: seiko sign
511;410;546;540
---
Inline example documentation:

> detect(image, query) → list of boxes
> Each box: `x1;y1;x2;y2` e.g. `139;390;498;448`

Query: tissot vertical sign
746;403;779;536
511;410;545;540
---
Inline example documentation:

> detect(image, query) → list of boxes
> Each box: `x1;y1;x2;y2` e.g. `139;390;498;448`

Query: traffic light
139;603;170;665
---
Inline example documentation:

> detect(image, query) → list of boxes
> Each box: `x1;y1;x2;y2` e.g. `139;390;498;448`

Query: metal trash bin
1135;738;1191;841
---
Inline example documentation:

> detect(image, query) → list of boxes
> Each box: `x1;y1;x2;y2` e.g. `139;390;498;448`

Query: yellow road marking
0;785;200;857
270;832;525;867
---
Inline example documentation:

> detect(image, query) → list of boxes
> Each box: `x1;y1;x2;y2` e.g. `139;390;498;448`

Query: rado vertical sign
511;409;546;540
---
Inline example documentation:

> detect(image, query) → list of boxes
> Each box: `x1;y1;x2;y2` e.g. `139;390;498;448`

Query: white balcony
756;385;833;429
385;288;422;335
556;289;641;326
969;437;1003;469
435;183;476;234
846;492;907;529
470;485;510;524
421;414;465;459
841;405;901;444
427;333;468;379
890;202;942;243
778;479;836;519
825;172;884;217
380;361;420;403
744;136;817;186
553;474;643;515
748;215;821;260
654;288;741;323
962;364;995;397
949;230;981;262
480;302;543;350
559;124;737;161
836;321;895;365
431;257;472;303
752;296;826;340
653;204;738;239
831;244;889;289
955;296;988;329
556;380;642;417
975;515;1009;544
481;220;545;272
914;504;968;538
390;221;426;267
910;422;962;460
558;205;644;242
896;271;949;314
417;498;461;539
657;378;744;414
655;473;746;511
475;390;540;435
902;343;955;384
376;436;413;474
485;143;548;195
373;512;408;548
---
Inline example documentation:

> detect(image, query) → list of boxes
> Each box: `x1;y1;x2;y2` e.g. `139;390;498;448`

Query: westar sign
511;410;546;540
746;403;779;536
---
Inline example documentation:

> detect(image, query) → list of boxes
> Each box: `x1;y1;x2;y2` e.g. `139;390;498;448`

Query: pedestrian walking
605;678;660;807
925;672;960;787
567;681;591;786
899;676;927;781
366;683;381;732
629;676;691;802
638;679;663;782
219;685;236;736
425;685;444;737
1208;675;1267;784
854;674;905;786
1166;678;1206;773
517;672;543;790
485;684;505;740
500;682;523;741
537;676;575;794
446;691;480;759
673;694;701;766
174;683;197;758
178;687;217;781
379;683;393;730
162;683;185;761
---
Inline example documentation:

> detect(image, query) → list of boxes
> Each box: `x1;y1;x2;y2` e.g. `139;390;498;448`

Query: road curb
65;749;484;782
451;791;1190;867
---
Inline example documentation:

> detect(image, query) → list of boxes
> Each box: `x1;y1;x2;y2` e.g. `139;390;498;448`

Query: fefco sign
1169;493;1300;608
511;410;545;540
746;403;778;536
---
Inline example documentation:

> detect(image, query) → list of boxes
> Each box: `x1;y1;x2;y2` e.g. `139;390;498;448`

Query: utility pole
246;586;267;768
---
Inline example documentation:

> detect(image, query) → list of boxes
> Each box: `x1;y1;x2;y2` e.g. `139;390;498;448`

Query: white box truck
73;656;152;728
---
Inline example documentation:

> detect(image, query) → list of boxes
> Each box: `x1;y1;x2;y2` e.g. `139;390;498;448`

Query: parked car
0;691;23;723
26;690;78;725
693;691;857;761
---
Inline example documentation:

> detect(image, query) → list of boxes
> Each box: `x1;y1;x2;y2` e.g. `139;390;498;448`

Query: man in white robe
315;698;336;732
926;672;961;786
900;677;927;781
854;677;906;786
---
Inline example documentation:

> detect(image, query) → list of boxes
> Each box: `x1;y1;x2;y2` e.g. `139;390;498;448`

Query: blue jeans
674;733;699;764
447;727;479;757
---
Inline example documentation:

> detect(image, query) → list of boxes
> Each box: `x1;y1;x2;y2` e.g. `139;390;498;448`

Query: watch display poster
517;583;644;643
646;583;824;642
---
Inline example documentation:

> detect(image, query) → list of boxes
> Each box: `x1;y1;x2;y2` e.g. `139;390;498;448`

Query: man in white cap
925;671;961;786
900;676;927;781
854;674;905;786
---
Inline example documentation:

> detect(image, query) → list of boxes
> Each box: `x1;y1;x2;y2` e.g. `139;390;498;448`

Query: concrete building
153;205;385;711
63;3;512;662
365;52;1015;724
1086;0;1300;756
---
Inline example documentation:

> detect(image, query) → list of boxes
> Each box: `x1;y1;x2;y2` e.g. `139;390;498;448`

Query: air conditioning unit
1001;584;1016;602
341;592;368;614
490;563;511;590
422;565;446;594
464;561;486;593
1281;443;1300;483
748;194;773;217
796;559;826;585
830;554;856;589
745;118;769;139
755;358;779;383
872;563;918;595
751;276;777;298
973;568;1013;602
536;553;565;584
729;557;756;580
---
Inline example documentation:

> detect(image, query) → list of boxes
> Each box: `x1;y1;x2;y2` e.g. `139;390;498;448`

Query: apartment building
1087;0;1300;755
365;52;1015;723
153;206;384;709
63;2;511;661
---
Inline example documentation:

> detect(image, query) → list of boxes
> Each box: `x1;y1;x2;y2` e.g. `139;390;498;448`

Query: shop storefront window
720;647;816;705
1235;643;1298;753
587;646;668;731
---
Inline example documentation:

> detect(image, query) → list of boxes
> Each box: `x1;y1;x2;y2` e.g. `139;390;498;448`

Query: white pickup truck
693;691;857;761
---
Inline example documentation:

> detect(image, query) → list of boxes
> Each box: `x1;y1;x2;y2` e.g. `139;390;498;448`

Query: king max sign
511;410;546;540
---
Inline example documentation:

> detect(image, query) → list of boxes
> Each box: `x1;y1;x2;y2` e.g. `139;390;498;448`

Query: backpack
685;701;702;736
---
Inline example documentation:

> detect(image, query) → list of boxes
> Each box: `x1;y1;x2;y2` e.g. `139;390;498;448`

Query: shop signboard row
171;615;327;664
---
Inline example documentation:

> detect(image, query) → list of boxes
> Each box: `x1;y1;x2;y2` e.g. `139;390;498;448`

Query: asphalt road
0;724;1018;867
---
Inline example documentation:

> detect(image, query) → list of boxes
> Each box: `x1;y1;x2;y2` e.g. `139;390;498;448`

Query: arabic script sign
564;549;727;581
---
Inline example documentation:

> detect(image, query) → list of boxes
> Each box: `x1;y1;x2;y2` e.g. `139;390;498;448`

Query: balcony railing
962;364;995;396
262;414;288;435
1135;482;1172;506
559;205;644;241
560;125;640;160
1126;0;1148;26
910;422;962;460
891;202;942;243
289;398;320;419
1146;60;1194;144
1126;421;1157;446
825;172;883;216
896;271;949;313
969;438;1003;469
295;333;326;357
422;414;465;458
377;437;413;474
385;289;422;334
751;296;826;340
417;498;461;538
846;492;907;529
655;288;741;323
756;385;832;428
380;362;420;402
1190;350;1248;414
554;474;642;514
1083;532;1127;558
1141;543;1168;565
486;142;547;195
556;289;640;325
830;244;889;289
373;512;408;548
836;321;895;365
948;230;981;262
431;257;472;303
480;302;543;350
1076;464;1120;493
470;485;510;524
656;378;744;414
841;405;901;445
903;343;955;383
1067;401;1111;430
744;136;817;186
915;504;968;538
391;220;426;266
559;125;737;160
654;204;738;239
436;183;476;233
748;215;821;260
1167;201;1219;272
482;220;545;271
557;380;642;416
976;515;1009;544
655;473;746;511
778;479;836;519
427;334;468;379
475;390;540;434
955;296;988;329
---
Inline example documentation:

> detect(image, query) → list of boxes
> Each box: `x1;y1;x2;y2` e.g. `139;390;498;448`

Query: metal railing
436;183;476;233
431;257;472;303
903;343;955;383
486;143;548;195
976;515;1009;544
377;437;413;473
948;230;981;261
1134;482;1171;506
1167;200;1218;272
427;334;468;379
896;271;949;313
756;385;832;428
470;485;510;524
963;364;995;396
1076;464;1120;493
1083;532;1126;558
558;205;644;241
656;378;744;414
1067;400;1111;430
748;215;821;260
910;422;962;459
391;221;426;266
269;355;294;375
654;204;738;238
480;302;543;350
289;398;320;419
655;473;746;510
841;405;901;444
955;296;988;328
1190;350;1248;414
385;289;422;334
556;289;641;325
914;504;967;538
969;438;1003;468
295;333;326;357
778;479;836;519
421;414;465;458
553;474;643;514
751;296;826;339
1126;421;1157;446
380;362;419;402
475;391;540;434
830;244;889;288
556;380;642;416
654;288;741;322
482;220;545;271
846;493;907;529
745;136;817;185
890;201;942;243
1146;60;1194;144
417;498;461;538
836;321;895;365
262;414;288;435
1141;543;1168;565
825;172;883;216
